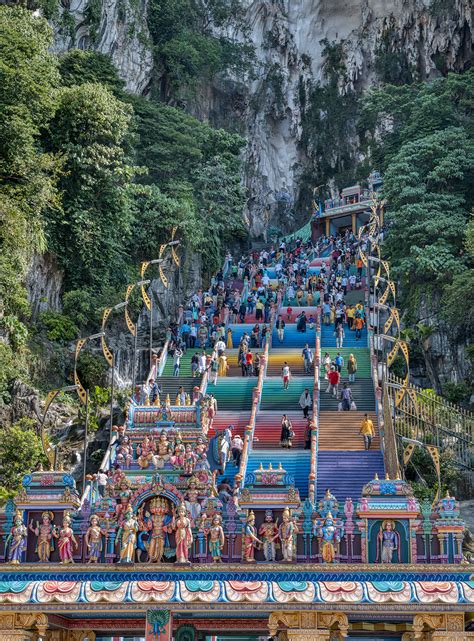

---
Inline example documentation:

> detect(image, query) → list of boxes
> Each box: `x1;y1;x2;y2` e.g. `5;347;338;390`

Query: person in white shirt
299;388;312;418
281;363;291;389
215;338;226;355
198;352;207;375
231;434;244;466
97;469;108;496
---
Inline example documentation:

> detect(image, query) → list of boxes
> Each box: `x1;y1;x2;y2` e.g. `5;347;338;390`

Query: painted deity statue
377;520;400;564
315;512;343;564
117;506;139;563
6;510;27;564
140;499;171;563
279;508;297;563
207;514;225;562
243;511;261;563
195;436;207;457
258;510;279;562
137;434;155;469
29;511;55;562
85;514;106;563
152;430;170;470
185;477;202;522
173;503;193;564
319;488;339;517
116;435;133;468
115;480;132;524
171;435;186;468
54;512;78;564
183;444;197;474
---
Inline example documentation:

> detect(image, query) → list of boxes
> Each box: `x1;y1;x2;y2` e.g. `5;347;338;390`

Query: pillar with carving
268;611;348;641
0;612;48;641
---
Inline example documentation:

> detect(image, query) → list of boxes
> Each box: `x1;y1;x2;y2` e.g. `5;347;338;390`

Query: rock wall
51;0;472;235
26;253;63;321
52;0;153;94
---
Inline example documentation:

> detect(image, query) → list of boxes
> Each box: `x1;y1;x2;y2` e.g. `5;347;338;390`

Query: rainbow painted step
316;450;385;502
246;449;311;497
260;378;314;413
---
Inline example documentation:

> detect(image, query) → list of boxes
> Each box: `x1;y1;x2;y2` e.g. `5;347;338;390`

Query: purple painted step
316;450;385;503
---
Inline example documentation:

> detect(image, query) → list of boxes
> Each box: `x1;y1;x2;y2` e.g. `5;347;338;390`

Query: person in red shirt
245;350;254;376
326;367;340;397
287;306;293;321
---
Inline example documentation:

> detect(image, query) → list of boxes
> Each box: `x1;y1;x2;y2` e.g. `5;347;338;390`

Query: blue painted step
271;324;317;348
316;451;385;503
320;324;368;348
246;449;311;498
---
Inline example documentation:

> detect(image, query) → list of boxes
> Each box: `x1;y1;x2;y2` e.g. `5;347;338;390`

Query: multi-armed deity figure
6;510;27;564
314;512;344;564
279;508;298;563
29;511;55;562
243;511;262;563
117;505;139;563
173;503;193;564
258;510;279;562
85;514;107;563
377;520;400;564
54;512;78;564
139;498;172;563
207;514;225;563
116;434;133;469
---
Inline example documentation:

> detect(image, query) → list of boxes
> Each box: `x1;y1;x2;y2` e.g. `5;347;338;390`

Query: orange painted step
318;411;380;451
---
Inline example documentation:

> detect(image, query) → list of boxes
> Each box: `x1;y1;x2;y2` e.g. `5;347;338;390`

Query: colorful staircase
316;321;385;502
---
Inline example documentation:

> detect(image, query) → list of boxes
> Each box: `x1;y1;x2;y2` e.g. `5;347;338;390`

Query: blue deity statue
313;512;344;564
377;520;400;564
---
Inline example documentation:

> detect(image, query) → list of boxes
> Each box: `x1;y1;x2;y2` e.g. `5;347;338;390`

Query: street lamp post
124;280;150;391
74;331;105;490
101;301;127;439
41;384;79;470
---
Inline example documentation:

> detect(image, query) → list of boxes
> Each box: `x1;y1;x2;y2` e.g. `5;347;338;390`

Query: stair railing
309;325;321;504
385;373;473;471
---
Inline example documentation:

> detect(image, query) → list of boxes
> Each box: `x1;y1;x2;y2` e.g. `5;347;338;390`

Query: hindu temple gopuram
0;192;472;641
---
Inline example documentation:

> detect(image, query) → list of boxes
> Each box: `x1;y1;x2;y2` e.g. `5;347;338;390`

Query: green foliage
442;381;472;405
45;82;136;293
374;20;414;85
0;419;47;493
361;71;474;340
299;40;359;206
0;315;28;351
147;0;253;97
84;0;102;44
38;311;79;343
58;50;125;93
76;352;108;391
407;447;463;503
0;343;28;404
129;95;246;274
0;7;61;319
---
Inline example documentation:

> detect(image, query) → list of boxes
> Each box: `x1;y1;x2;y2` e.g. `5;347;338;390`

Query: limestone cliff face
52;0;153;94
52;0;472;235
26;253;63;321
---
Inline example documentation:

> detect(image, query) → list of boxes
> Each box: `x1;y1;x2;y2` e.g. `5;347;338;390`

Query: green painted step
319;347;371;378
162;349;212;376
260;377;313;412
211;378;256;411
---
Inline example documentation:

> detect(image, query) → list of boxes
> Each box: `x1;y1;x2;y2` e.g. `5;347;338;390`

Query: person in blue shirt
181;321;190;348
334;352;344;373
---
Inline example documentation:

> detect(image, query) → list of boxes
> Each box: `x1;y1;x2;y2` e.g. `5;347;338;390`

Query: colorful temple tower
0;205;472;641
